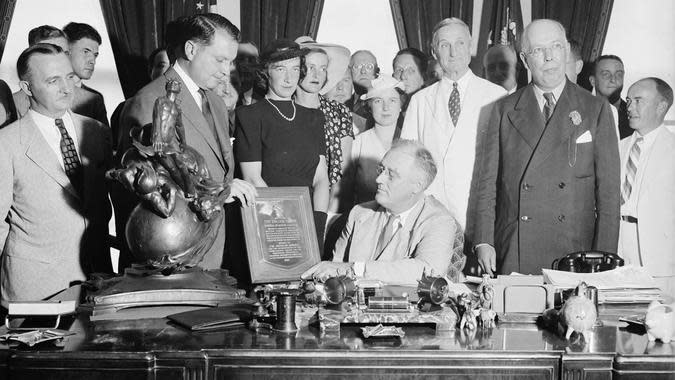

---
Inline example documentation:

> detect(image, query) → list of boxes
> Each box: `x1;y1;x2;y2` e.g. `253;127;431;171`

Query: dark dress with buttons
234;99;326;191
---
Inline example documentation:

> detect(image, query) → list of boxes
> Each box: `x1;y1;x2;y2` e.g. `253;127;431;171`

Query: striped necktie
621;135;643;205
55;118;83;194
543;92;555;122
448;82;460;126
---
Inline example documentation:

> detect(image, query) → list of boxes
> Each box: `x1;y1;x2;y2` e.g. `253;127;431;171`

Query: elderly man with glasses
349;50;379;132
473;19;619;276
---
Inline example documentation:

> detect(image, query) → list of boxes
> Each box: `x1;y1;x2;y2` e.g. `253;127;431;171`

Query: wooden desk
0;306;672;379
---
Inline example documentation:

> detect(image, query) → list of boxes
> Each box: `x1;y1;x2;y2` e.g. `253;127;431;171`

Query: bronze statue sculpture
107;80;231;272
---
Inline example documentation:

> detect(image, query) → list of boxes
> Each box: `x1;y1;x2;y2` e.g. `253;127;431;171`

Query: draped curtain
239;0;324;49
0;0;17;63
389;0;474;54
99;0;214;99
532;0;614;62
477;0;528;88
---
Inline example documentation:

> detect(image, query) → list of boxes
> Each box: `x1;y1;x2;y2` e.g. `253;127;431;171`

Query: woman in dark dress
234;40;329;213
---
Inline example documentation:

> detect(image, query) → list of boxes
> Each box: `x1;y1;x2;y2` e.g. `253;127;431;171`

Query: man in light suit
0;43;112;305
401;18;506;233
13;25;108;127
473;19;620;276
302;140;464;285
115;13;255;271
619;77;675;295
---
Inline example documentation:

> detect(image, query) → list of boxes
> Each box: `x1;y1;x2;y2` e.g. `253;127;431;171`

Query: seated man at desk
302;140;463;284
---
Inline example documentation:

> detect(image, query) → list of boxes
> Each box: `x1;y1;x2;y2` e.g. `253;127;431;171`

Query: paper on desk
542;265;657;290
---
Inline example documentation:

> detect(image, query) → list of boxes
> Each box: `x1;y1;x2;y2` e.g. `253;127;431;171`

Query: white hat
360;75;405;100
295;36;351;96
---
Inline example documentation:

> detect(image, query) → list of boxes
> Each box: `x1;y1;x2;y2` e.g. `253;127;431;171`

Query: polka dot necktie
55;118;82;194
543;92;556;122
621;135;643;205
448;82;460;126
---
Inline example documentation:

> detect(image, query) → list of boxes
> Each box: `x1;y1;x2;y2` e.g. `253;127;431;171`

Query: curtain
0;0;17;63
532;0;614;62
476;0;528;87
99;0;215;99
240;0;324;49
389;0;474;54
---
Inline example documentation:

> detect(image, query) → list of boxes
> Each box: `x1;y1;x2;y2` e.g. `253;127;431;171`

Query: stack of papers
542;265;663;304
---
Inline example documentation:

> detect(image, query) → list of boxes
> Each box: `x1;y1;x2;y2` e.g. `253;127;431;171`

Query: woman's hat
259;39;307;65
295;36;351;96
360;75;405;100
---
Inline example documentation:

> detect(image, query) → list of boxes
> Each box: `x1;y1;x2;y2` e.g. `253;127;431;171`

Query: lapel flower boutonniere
569;110;582;126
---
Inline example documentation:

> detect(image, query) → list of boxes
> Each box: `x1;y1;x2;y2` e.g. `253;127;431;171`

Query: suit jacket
13;86;109;127
401;72;506;231
115;67;233;270
332;195;461;285
619;127;675;277
474;80;620;274
0;112;112;304
616;99;632;140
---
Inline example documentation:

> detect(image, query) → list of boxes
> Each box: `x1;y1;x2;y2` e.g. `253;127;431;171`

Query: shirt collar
441;69;472;97
383;197;424;229
630;123;663;151
28;108;70;125
173;62;203;108
532;79;566;110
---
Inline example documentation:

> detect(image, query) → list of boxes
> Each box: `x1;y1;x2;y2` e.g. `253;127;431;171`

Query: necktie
198;88;221;145
621;136;643;205
543;92;555;122
375;213;398;255
448;82;460;126
55;118;82;194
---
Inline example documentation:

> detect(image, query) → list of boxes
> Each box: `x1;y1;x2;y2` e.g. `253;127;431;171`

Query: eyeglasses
376;165;400;181
350;63;376;72
526;41;565;58
393;66;418;77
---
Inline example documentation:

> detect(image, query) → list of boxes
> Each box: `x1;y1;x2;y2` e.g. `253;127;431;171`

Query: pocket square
576;130;592;143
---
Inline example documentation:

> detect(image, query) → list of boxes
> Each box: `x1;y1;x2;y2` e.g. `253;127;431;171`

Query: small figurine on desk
560;282;597;340
645;300;675;343
476;274;496;328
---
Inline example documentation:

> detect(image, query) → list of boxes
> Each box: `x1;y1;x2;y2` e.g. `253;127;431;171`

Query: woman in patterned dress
294;39;354;213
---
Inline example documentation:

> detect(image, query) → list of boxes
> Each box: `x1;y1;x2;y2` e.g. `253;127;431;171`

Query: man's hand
301;262;353;282
225;179;257;206
475;244;496;277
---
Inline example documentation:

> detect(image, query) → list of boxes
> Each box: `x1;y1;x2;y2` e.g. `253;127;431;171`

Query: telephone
551;251;624;273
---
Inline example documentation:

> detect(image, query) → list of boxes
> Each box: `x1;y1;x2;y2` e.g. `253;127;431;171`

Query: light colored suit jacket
116;67;233;269
332;195;461;284
619;127;675;277
474;81;620;274
0;111;112;304
401;71;506;231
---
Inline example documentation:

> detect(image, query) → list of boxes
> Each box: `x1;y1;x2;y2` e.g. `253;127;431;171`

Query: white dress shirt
29;109;79;170
173;62;204;111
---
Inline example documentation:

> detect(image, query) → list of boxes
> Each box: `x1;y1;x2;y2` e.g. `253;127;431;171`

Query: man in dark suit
63;22;109;127
115;13;255;271
0;44;111;304
589;55;632;139
473;19;620;275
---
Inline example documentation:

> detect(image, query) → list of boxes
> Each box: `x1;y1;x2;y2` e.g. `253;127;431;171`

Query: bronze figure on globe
108;80;231;272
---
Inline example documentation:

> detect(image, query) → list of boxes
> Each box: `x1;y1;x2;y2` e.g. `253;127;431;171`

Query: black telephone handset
552;251;624;273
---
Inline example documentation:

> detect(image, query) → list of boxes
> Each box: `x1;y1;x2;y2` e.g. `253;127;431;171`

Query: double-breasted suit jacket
0;112;112;304
116;67;234;269
474;80;620;274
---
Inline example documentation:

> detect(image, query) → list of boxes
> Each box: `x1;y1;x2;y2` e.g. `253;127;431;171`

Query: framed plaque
241;187;321;283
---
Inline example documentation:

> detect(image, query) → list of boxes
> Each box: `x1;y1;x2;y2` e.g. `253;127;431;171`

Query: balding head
520;19;569;91
483;45;517;91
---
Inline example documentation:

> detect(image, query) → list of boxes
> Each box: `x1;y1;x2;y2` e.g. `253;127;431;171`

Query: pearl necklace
265;97;296;122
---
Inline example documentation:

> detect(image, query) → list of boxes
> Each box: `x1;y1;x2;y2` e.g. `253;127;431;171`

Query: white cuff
353;261;366;277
